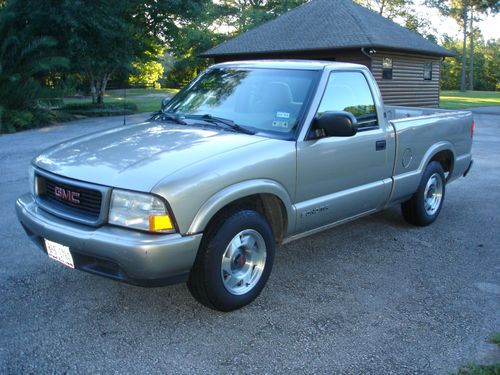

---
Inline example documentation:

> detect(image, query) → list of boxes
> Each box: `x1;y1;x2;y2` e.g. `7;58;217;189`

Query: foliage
355;0;412;19
2;0;499;134
353;0;436;40
57;0;180;104
489;333;500;345
165;24;220;87
216;0;308;33
164;0;309;86
0;3;68;133
129;52;165;87
452;332;500;375
425;0;498;91
454;363;500;375
441;36;499;91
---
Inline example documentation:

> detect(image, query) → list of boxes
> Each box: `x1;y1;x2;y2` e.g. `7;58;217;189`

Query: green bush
61;102;138;117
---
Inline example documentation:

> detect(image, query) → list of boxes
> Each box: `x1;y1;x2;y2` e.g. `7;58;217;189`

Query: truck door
295;70;394;232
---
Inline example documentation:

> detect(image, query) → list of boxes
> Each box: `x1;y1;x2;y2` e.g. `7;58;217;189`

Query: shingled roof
202;0;453;58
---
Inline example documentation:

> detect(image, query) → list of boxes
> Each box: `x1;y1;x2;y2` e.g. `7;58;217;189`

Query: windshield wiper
151;111;187;125
184;114;255;135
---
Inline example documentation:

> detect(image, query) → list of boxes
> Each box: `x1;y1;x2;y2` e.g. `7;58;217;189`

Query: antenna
123;84;127;126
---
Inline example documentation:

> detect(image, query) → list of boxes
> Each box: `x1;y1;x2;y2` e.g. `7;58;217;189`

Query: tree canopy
0;0;498;133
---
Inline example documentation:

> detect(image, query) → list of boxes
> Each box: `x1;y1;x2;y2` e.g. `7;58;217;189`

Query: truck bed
385;105;470;121
385;106;473;205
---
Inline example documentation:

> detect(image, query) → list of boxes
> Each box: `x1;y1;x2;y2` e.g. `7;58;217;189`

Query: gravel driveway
0;110;499;374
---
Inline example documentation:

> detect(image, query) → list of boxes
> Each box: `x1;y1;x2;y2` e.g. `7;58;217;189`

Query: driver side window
317;71;378;129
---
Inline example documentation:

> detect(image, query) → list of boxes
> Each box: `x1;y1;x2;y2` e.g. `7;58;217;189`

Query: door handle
375;140;386;151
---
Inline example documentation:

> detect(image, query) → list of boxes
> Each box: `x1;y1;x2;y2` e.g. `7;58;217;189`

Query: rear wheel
401;161;446;226
187;210;275;311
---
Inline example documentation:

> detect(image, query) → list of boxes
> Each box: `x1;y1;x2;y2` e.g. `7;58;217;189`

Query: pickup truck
16;60;474;311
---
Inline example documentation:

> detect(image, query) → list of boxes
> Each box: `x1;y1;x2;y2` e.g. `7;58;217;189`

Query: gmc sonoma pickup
16;60;473;311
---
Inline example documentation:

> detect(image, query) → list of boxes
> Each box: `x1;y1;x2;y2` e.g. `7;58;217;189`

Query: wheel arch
187;180;295;245
420;142;455;180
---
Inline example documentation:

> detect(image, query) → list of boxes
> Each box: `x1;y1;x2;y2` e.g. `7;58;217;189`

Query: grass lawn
64;88;179;114
440;90;500;109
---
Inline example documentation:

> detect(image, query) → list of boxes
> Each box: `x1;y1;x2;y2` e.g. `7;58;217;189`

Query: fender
187;179;296;235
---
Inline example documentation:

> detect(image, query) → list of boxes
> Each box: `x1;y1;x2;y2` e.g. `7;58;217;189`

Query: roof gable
203;0;453;57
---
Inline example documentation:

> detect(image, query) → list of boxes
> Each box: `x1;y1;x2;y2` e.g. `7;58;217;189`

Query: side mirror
313;111;358;138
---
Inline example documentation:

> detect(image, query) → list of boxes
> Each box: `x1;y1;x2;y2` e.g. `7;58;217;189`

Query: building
201;0;454;107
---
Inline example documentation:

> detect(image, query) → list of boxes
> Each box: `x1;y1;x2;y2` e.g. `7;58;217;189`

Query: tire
401;161;446;227
187;210;275;312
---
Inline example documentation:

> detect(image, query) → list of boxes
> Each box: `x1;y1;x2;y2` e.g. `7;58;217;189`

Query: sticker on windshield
276;112;290;119
272;120;289;128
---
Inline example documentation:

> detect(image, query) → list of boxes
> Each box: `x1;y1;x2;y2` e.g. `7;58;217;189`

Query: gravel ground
0;110;499;374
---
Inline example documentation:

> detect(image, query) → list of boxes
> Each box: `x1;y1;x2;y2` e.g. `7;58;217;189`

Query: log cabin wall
371;50;441;107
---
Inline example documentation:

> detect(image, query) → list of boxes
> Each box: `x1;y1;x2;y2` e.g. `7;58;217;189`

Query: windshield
164;67;319;137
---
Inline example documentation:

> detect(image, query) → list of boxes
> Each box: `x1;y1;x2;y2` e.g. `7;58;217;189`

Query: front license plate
44;239;74;269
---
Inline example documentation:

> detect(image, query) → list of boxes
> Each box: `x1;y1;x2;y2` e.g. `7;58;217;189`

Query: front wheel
187;210;275;311
401;161;446;226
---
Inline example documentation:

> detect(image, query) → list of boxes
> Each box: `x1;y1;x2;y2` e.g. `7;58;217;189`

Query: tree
217;0;309;33
440;35;499;91
74;0;208;102
467;1;498;89
426;0;498;91
6;0;208;104
354;0;434;39
355;0;412;19
129;51;165;87
0;2;67;133
164;1;309;86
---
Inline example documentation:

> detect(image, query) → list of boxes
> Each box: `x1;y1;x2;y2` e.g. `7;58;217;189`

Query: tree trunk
96;74;109;105
90;78;98;104
460;0;468;92
468;10;474;91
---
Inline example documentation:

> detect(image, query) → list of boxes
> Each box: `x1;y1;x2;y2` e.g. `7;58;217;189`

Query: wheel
401;161;446;226
187;210;275;311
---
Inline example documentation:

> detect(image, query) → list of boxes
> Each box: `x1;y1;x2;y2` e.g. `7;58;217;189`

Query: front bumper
16;193;202;286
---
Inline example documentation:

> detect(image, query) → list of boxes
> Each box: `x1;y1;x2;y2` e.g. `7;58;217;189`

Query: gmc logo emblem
54;186;80;204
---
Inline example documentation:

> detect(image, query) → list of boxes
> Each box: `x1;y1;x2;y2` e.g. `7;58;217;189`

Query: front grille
37;174;102;219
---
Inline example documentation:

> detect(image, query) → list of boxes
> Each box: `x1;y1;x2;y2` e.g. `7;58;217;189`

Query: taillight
471;119;474;138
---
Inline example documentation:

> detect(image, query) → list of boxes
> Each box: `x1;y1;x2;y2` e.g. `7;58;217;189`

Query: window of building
424;61;432;80
317;71;378;129
382;57;393;79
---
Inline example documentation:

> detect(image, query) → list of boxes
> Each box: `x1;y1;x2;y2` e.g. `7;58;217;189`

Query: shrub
60;102;138;117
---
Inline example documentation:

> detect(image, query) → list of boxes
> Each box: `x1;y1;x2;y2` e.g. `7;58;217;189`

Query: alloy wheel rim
220;229;267;295
424;173;443;216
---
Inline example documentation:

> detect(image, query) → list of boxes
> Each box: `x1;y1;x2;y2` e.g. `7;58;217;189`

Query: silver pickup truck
16;60;473;311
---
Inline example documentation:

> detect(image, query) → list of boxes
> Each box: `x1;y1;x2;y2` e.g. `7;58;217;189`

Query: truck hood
33;121;268;191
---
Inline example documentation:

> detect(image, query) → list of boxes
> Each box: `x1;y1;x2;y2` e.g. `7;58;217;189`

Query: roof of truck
212;60;364;70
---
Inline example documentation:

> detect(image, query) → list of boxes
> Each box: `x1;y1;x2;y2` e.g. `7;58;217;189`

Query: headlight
109;190;175;233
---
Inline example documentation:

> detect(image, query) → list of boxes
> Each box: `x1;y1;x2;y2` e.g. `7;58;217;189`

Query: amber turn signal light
149;215;174;232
